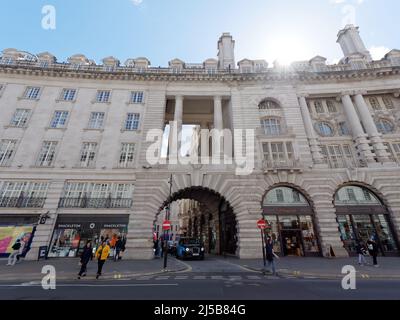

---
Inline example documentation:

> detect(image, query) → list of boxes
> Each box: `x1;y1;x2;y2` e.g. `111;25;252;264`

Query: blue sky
0;0;398;66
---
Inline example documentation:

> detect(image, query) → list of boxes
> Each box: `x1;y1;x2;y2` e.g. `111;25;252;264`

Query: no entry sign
257;219;267;230
162;220;172;231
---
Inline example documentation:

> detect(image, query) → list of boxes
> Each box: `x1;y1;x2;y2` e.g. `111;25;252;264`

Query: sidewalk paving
0;256;188;281
225;256;400;279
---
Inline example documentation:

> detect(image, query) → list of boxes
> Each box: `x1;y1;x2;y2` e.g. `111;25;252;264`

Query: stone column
298;95;326;166
353;92;392;163
340;93;375;163
213;96;223;130
168;95;183;160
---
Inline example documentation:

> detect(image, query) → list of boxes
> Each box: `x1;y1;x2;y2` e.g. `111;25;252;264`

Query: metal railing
0;197;46;208
1;58;398;77
263;159;303;170
58;197;133;208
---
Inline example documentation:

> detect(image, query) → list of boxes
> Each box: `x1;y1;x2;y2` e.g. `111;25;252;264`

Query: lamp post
163;174;173;270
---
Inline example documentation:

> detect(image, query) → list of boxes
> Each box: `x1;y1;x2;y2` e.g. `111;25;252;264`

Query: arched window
262;186;320;256
315;122;334;137
264;187;308;206
258;99;280;110
375;119;394;134
335;186;380;205
260;117;282;136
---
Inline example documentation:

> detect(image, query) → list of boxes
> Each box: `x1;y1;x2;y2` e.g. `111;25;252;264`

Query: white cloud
369;46;390;60
130;0;143;6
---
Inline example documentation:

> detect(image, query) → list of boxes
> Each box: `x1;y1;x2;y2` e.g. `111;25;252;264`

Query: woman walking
95;240;111;279
78;241;93;279
265;237;279;276
356;240;368;266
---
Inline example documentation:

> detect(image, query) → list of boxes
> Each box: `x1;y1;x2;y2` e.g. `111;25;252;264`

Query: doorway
281;230;303;256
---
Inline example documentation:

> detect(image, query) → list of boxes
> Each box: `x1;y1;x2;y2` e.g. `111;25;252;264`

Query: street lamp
163;174;173;270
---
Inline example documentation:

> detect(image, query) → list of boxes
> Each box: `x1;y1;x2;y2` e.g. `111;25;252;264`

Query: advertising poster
0;226;34;255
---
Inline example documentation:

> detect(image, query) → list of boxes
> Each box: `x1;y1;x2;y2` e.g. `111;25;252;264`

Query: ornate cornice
0;64;399;84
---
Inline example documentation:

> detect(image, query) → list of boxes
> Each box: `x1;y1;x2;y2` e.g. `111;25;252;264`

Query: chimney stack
218;33;235;70
337;25;372;61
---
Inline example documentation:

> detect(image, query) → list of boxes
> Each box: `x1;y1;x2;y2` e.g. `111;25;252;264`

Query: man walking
95;240;110;279
356;240;368;266
265;237;279;276
114;236;123;262
78;241;93;279
367;236;379;267
6;239;21;266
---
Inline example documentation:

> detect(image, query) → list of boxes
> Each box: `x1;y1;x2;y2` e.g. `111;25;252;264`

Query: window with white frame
62;182;133;199
130;91;144;104
50;111;69;129
10;109;31;127
0;140;17;166
385;142;400;163
119;143;135;168
0;181;49;199
36;141;58;167
125;113;140;131
326;100;337;113
96;90;111;103
315;122;334;137
262;142;294;164
375;119;395;134
79;142;98;168
88;112;105;129
369;97;382;111
320;144;356;168
23;87;41;100
261;118;282;136
60;89;77;101
314;101;324;113
382;96;394;109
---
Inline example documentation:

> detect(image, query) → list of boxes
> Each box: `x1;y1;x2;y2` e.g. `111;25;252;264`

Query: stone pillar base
123;247;154;260
25;247;40;261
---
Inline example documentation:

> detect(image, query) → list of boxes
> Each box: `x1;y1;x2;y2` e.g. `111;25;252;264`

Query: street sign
257;219;267;229
162;220;171;231
38;246;48;260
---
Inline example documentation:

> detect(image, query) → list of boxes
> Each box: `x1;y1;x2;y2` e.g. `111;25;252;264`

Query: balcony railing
0;197;46;208
263;159;303;172
58;197;133;208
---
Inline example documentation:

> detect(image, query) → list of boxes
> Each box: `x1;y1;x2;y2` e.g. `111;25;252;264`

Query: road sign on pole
162;220;171;231
257;219;267;270
257;219;267;230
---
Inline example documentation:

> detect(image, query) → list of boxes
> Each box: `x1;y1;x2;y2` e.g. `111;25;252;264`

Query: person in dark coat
114;236;123;262
265;237;278;275
355;240;367;266
78;241;93;279
367;236;379;267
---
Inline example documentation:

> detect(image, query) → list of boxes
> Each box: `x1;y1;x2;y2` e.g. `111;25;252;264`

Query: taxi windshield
180;238;200;245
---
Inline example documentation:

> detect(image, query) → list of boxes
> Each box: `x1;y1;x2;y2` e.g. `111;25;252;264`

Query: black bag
12;242;21;251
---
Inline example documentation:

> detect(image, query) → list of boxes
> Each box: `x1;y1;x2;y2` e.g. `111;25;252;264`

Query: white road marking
0;283;178;288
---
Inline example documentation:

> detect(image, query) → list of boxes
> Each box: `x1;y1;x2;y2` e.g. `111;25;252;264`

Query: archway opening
153;187;237;256
262;186;321;257
334;184;399;256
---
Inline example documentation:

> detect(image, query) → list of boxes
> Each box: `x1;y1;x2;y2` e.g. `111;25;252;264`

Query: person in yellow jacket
95;240;110;279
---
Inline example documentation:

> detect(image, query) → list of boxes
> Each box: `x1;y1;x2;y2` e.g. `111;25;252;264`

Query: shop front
0;215;38;258
335;185;399;256
263;187;321;257
48;215;129;258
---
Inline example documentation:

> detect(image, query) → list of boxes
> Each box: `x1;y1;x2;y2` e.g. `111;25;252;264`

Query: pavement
1;255;400;282
227;256;400;280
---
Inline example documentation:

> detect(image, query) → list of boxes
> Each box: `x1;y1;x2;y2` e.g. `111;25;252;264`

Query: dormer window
258;99;280;110
0;57;14;65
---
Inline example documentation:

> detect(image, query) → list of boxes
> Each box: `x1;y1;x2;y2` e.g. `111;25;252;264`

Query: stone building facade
0;25;399;260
